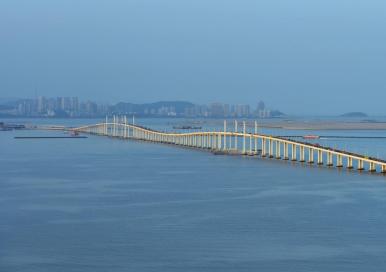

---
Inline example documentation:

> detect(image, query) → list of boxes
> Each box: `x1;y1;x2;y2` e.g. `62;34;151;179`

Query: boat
173;126;202;130
303;135;320;139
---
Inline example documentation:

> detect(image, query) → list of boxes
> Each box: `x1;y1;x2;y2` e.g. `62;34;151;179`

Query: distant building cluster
0;97;283;118
185;103;251;118
3;96;108;117
184;101;274;118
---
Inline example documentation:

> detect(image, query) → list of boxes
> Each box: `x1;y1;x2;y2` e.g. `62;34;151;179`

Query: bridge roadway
72;117;386;174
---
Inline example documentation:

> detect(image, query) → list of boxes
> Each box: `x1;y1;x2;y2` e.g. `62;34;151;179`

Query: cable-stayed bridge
70;117;386;174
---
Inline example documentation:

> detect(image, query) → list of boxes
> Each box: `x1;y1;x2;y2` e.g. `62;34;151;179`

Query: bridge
71;116;386;174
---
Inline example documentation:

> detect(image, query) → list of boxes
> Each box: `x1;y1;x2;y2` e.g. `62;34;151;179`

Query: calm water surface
1;119;386;271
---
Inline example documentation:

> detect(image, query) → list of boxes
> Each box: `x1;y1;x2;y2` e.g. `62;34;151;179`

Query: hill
340;112;368;118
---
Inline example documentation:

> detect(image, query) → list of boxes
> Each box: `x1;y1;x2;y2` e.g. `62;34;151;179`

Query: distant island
340;112;368;118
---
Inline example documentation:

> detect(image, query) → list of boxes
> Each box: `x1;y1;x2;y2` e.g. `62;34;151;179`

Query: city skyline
0;95;280;118
1;0;386;115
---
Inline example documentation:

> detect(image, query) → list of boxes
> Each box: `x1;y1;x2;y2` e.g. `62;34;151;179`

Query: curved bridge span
72;118;386;174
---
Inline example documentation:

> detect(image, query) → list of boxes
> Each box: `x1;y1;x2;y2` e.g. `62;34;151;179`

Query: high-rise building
37;96;46;113
256;101;267;118
234;104;250;117
257;100;265;111
210;103;225;117
71;97;79;112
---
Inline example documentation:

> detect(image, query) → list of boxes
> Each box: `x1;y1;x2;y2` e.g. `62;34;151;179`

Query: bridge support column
358;160;364;171
327;153;333;166
381;165;386;173
299;146;305;162
124;116;127;138
317;150;323;165
242;122;246;154
262;138;266;157
336;155;343;167
234;120;238;151
105;116;108;135
269;139;274;158
284;143;289;160
276;141;281;159
254;121;258;154
291;144;297;161
347;157;353;169
249;135;252;155
224;121;227;150
308;148;314;164
369;162;376;172
112;116;115;136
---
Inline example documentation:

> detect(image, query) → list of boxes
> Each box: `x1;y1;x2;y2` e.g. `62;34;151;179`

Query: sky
0;0;385;115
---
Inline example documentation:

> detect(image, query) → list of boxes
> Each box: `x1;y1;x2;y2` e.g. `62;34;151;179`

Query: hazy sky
1;0;385;115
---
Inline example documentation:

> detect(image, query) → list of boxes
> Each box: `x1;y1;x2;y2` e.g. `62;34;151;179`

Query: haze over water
2;118;386;271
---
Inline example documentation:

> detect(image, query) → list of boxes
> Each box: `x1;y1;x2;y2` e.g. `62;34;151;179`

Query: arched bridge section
72;118;386;174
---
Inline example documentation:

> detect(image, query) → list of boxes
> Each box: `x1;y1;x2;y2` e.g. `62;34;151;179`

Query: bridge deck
71;122;386;173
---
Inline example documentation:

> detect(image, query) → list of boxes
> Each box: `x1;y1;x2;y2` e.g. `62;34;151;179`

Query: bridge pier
369;162;376;172
346;157;353;168
105;116;108;135
254;121;258;155
299;146;305;162
113;116;116;137
224;121;227;150
269;139;274;158
358;160;364;171
291;144;297;161
234;120;238;150
336;155;343;167
317;150;323;165
249;135;253;155
284;143;289;160
327;153;333;167
308;148;314;164
242;122;246;154
276;141;281;159
262;138;267;157
382;165;386;173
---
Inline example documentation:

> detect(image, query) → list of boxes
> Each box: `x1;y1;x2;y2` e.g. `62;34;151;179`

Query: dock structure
71;116;386;174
